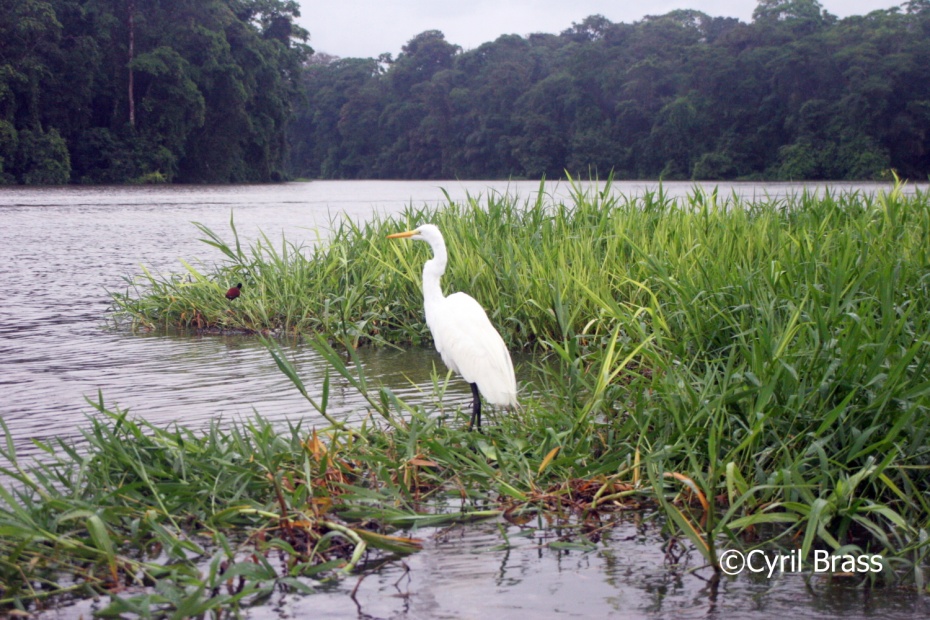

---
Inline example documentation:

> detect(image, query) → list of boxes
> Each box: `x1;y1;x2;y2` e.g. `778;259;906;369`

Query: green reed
3;178;928;614
113;177;930;557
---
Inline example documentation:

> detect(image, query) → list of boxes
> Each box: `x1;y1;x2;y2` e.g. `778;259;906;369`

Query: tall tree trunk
128;0;135;127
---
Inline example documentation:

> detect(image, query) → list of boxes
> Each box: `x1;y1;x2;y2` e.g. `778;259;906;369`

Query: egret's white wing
426;292;517;407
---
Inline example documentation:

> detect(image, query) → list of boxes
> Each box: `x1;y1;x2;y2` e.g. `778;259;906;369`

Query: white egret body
387;224;517;429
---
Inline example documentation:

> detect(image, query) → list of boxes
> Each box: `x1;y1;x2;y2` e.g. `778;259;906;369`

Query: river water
1;180;926;618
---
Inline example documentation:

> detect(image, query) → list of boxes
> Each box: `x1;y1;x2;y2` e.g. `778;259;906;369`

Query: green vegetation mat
3;180;929;615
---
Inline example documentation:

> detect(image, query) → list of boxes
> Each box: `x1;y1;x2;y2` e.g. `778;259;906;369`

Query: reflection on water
1;180;926;619
233;518;930;619
0;308;519;457
36;514;930;619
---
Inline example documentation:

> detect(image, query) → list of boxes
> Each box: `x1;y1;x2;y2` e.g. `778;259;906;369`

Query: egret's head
387;223;442;244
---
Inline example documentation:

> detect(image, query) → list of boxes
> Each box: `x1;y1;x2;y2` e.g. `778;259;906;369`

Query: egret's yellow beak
387;230;416;239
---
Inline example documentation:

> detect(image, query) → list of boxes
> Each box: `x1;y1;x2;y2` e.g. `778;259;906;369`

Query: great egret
387;224;517;430
225;283;242;300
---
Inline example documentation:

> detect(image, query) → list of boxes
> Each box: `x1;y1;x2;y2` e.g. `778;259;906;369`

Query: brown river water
1;180;926;618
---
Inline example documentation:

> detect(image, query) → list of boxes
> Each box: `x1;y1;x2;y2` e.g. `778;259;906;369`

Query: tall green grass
113;178;930;550
0;394;461;615
4;179;928;613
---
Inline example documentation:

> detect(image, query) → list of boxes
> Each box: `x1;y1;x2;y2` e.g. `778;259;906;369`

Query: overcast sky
296;1;906;59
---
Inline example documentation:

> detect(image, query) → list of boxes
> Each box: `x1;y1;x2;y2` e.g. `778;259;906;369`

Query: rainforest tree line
2;0;929;184
0;0;310;184
292;0;930;181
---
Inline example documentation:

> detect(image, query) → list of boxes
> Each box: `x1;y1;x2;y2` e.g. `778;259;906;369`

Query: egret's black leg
468;382;482;431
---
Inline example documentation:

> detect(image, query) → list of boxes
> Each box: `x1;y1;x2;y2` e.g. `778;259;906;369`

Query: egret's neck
421;236;448;309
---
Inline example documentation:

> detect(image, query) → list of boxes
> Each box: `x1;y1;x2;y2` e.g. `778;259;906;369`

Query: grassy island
3;180;929;615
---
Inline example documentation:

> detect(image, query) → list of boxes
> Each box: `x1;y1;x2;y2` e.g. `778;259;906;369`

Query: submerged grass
3;178;930;614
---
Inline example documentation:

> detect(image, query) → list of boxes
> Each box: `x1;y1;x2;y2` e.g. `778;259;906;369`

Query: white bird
387;224;517;430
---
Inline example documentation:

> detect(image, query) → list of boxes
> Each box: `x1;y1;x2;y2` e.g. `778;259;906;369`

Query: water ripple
0;182;533;460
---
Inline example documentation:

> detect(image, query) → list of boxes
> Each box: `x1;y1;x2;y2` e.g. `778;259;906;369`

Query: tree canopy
290;1;930;181
0;0;310;184
2;1;928;183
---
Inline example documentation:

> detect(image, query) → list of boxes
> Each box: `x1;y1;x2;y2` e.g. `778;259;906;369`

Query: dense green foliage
0;0;310;184
291;1;930;181
4;0;930;184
